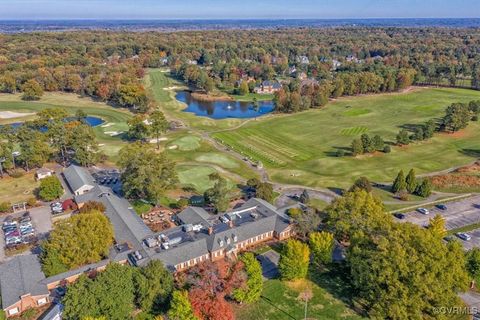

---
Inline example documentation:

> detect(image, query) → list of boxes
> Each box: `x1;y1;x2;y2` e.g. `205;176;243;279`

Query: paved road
459;229;480;250
400;195;480;230
257;250;280;280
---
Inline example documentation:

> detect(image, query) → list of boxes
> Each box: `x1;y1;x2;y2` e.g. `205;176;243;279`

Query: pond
2;116;105;130
176;91;275;119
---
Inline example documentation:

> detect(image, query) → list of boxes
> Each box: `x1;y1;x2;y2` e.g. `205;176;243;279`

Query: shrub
27;197;37;207
176;198;189;209
287;207;303;219
350;176;372;193
38;176;63;201
0;202;10;213
9;170;25;178
383;145;392;153
336;149;345;157
397;191;410;201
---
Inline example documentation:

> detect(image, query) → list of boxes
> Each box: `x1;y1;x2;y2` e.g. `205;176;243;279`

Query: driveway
257;250;280;280
399;195;480;230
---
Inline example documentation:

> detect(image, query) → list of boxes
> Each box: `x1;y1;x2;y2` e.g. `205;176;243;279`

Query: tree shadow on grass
458;149;480;158
309;263;366;317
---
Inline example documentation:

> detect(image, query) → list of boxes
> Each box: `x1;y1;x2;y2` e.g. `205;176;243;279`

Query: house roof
63;165;95;192
75;185;152;255
177;207;212;227
0;255;49;309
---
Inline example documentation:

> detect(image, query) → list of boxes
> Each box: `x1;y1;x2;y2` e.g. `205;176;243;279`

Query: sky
0;0;479;20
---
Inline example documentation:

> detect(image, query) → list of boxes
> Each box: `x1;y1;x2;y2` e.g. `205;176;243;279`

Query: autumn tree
168;290;197;320
22;79;44;100
309;231;335;266
41;210;114;276
279;239;310;280
428;214;446;238
233;253;263;304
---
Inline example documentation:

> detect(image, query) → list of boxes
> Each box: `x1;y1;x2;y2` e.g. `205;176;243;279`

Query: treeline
1;28;479;111
274;68;416;113
0;108;102;175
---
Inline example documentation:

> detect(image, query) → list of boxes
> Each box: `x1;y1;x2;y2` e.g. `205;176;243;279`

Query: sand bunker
0;111;35;119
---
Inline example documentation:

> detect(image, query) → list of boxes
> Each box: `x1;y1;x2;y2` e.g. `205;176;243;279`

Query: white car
456;233;472;241
417;208;429;215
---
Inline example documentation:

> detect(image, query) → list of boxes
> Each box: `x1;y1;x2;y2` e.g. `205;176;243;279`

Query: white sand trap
101;123;114;128
0;111;35;119
105;131;123;137
163;86;182;90
149;137;168;144
98;144;106;147
168;145;178;150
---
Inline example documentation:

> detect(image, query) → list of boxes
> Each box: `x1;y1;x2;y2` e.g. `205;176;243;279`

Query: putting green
213;87;480;189
171;135;201;151
195;153;239;169
176;165;235;193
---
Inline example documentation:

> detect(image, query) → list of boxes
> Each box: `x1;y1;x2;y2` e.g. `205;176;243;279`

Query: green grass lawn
0;92;133;160
235;275;364;320
213;88;480;189
176;164;240;193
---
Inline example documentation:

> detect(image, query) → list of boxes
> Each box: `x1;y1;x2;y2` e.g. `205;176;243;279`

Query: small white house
35;168;53;181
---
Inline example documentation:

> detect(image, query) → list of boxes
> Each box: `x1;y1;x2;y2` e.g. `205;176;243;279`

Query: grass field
213;88;480;189
235;276;364;320
0;92;133;159
0;172;39;204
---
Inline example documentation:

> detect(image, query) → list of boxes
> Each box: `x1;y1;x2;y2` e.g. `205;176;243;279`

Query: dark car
394;213;406;220
436;204;447;210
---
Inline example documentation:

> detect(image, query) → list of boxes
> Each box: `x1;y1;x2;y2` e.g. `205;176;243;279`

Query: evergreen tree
405;169;417;194
415;179;432;198
391;170;406;193
372;135;384;151
396;129;410;145
351;139;364;156
361;134;375;153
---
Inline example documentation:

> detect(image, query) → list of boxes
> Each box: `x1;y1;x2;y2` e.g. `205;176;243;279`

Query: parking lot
91;169;122;194
0;205;52;262
399;195;480;230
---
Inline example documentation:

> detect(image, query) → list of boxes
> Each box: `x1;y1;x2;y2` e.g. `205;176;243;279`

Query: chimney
208;226;213;235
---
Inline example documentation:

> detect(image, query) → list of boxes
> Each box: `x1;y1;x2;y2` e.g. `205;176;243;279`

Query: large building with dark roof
1;165;293;317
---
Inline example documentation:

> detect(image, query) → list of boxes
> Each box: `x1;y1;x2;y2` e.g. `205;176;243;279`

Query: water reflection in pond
176;91;275;119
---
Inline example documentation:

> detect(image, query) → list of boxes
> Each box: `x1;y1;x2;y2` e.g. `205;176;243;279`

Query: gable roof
75;185;152;255
0;255;49;309
63;165;95;192
177;207;212;227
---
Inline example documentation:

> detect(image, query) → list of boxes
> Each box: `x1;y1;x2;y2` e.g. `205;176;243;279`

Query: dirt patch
430;174;480;189
438;130;469;139
455;161;480;174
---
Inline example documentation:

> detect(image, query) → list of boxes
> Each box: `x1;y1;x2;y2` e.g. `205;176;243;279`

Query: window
37;298;47;305
8;308;19;316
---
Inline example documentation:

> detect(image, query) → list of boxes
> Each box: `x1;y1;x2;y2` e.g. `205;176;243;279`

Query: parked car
417;208;430;215
394;213;406;220
5;237;22;246
436;204;447;210
456;233;472;241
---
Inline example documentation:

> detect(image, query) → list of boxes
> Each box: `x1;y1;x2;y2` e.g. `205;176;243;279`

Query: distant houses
254;81;282;94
